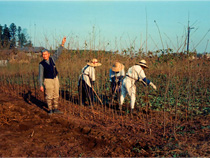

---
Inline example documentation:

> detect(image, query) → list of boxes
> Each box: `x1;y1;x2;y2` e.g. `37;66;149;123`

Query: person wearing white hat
109;61;125;97
119;59;157;113
78;58;102;106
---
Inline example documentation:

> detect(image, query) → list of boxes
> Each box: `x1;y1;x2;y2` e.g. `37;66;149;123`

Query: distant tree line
0;23;33;49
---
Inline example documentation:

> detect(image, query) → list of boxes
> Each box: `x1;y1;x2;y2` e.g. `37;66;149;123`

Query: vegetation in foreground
0;49;209;157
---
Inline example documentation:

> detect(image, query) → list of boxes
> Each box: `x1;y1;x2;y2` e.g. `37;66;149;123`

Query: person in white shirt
78;58;101;106
109;61;125;100
119;59;157;113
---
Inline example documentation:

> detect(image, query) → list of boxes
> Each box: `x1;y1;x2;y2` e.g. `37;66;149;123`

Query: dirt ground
0;91;209;157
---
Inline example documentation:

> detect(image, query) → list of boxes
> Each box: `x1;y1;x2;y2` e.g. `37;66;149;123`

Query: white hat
112;62;124;72
87;58;102;67
137;59;148;68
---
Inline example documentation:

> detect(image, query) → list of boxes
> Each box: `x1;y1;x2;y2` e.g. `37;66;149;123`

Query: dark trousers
111;81;121;95
78;79;94;106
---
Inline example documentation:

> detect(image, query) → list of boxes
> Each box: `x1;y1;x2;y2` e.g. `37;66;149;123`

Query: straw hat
136;59;148;68
112;62;124;72
87;58;102;67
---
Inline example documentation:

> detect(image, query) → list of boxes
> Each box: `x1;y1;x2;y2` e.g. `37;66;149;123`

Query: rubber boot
48;110;53;115
130;109;133;114
53;109;63;114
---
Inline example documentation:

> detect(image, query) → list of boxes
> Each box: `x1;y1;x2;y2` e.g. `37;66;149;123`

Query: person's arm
89;67;95;86
121;69;125;77
51;37;66;62
119;69;125;82
109;69;113;82
91;67;96;82
149;82;157;90
39;64;44;92
139;68;157;90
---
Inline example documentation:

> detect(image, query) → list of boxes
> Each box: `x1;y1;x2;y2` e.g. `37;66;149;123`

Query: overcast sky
0;0;210;53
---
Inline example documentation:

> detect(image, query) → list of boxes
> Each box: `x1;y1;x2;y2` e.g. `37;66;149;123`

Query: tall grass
0;37;209;137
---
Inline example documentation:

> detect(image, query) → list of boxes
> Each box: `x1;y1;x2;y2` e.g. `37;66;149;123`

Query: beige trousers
44;76;59;110
120;77;136;110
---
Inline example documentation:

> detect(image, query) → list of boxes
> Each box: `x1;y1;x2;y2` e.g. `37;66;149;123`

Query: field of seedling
0;48;209;157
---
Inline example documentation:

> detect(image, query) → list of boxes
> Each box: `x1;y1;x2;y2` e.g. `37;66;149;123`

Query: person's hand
150;82;157;90
61;36;66;46
40;86;44;92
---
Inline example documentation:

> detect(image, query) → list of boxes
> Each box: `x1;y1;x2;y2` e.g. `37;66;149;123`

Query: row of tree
0;23;33;49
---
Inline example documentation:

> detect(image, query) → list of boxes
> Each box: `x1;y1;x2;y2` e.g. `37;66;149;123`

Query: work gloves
149;82;157;90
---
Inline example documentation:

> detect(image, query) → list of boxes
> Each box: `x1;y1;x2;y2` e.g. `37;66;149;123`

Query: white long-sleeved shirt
126;65;146;83
79;65;95;87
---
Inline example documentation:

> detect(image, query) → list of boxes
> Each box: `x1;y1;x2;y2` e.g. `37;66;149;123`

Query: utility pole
34;23;36;47
186;20;194;55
